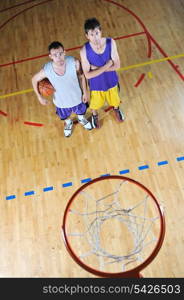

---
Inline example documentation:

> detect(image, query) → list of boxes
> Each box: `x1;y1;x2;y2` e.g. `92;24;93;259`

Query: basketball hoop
62;175;165;278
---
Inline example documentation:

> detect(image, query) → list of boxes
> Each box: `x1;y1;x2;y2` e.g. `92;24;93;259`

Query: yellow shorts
89;85;121;110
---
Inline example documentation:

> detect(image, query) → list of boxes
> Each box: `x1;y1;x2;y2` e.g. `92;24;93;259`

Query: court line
1;0;183;92
2;1;184;201
105;0;184;81
148;33;184;81
24;121;44;127
138;165;149;170
118;53;184;72
24;191;35;196
0;53;183;100
148;71;153;79
6;195;16;200
100;174;111;177
0;0;37;13
81;178;92;184
62;182;73;188
0;33;144;68
177;156;184;161
0;0;54;31
0;110;8;116
0;0;147;88
104;0;152;59
43;186;54;192
0;88;33;99
5;156;184;200
119;169;130;174
134;73;146;87
157;160;168;166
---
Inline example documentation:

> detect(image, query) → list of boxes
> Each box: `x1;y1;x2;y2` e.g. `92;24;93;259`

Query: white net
65;178;163;273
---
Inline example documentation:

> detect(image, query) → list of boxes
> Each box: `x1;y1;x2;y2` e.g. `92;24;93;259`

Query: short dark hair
84;18;101;34
48;41;64;52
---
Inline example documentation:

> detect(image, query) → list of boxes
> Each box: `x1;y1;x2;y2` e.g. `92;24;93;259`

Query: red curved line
104;0;183;81
104;0;152;86
134;73;146;87
0;0;37;13
0;0;53;30
0;110;8;116
103;0;152;59
146;34;152;58
0;0;182;84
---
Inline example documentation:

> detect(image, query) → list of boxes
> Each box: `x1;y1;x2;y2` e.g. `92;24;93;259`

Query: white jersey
44;56;82;108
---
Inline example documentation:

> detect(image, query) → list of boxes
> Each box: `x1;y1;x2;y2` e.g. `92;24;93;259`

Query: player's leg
107;85;125;122
56;107;73;137
89;91;105;128
73;102;92;130
91;110;99;129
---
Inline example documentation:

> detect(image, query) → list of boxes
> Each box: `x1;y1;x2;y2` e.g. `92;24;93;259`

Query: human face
86;27;102;45
49;47;65;65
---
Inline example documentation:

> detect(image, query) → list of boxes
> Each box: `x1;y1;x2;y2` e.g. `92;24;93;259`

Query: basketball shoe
78;117;92;130
91;114;100;128
114;107;125;122
64;120;73;137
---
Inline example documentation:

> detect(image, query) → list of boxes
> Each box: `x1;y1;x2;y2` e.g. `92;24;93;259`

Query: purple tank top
85;38;119;91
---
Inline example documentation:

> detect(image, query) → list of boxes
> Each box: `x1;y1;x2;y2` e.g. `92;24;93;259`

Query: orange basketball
38;78;55;97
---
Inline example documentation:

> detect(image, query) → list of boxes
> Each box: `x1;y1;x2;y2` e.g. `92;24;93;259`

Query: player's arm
105;38;120;72
80;46;113;79
75;58;89;103
31;69;49;105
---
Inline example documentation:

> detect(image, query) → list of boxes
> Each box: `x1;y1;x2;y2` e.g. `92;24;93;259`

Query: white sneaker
78;117;92;130
64;120;73;137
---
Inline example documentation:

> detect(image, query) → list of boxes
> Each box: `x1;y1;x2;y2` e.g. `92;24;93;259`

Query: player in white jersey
32;41;92;137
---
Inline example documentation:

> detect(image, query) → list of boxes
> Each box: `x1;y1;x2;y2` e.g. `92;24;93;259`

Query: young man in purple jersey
80;18;125;128
32;41;92;137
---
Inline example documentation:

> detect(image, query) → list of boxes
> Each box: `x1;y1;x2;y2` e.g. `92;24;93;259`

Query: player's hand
106;59;113;68
82;92;89;103
38;96;49;105
90;64;98;70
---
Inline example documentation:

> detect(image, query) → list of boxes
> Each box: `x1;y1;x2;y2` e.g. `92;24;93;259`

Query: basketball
38;78;55;97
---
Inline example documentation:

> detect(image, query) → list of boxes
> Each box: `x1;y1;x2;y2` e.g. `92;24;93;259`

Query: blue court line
138;165;149;170
119;169;130;174
62;182;73;188
100;173;111;177
43;186;54;192
24;191;35;196
5;155;184;200
81;178;92;184
177;156;184;161
6;195;16;200
157;160;168;166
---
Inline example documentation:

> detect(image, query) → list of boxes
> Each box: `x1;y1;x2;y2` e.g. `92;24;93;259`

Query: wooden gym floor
0;0;184;277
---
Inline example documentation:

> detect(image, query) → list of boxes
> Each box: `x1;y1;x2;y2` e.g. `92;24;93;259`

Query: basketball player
32;41;92;137
80;18;125;128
